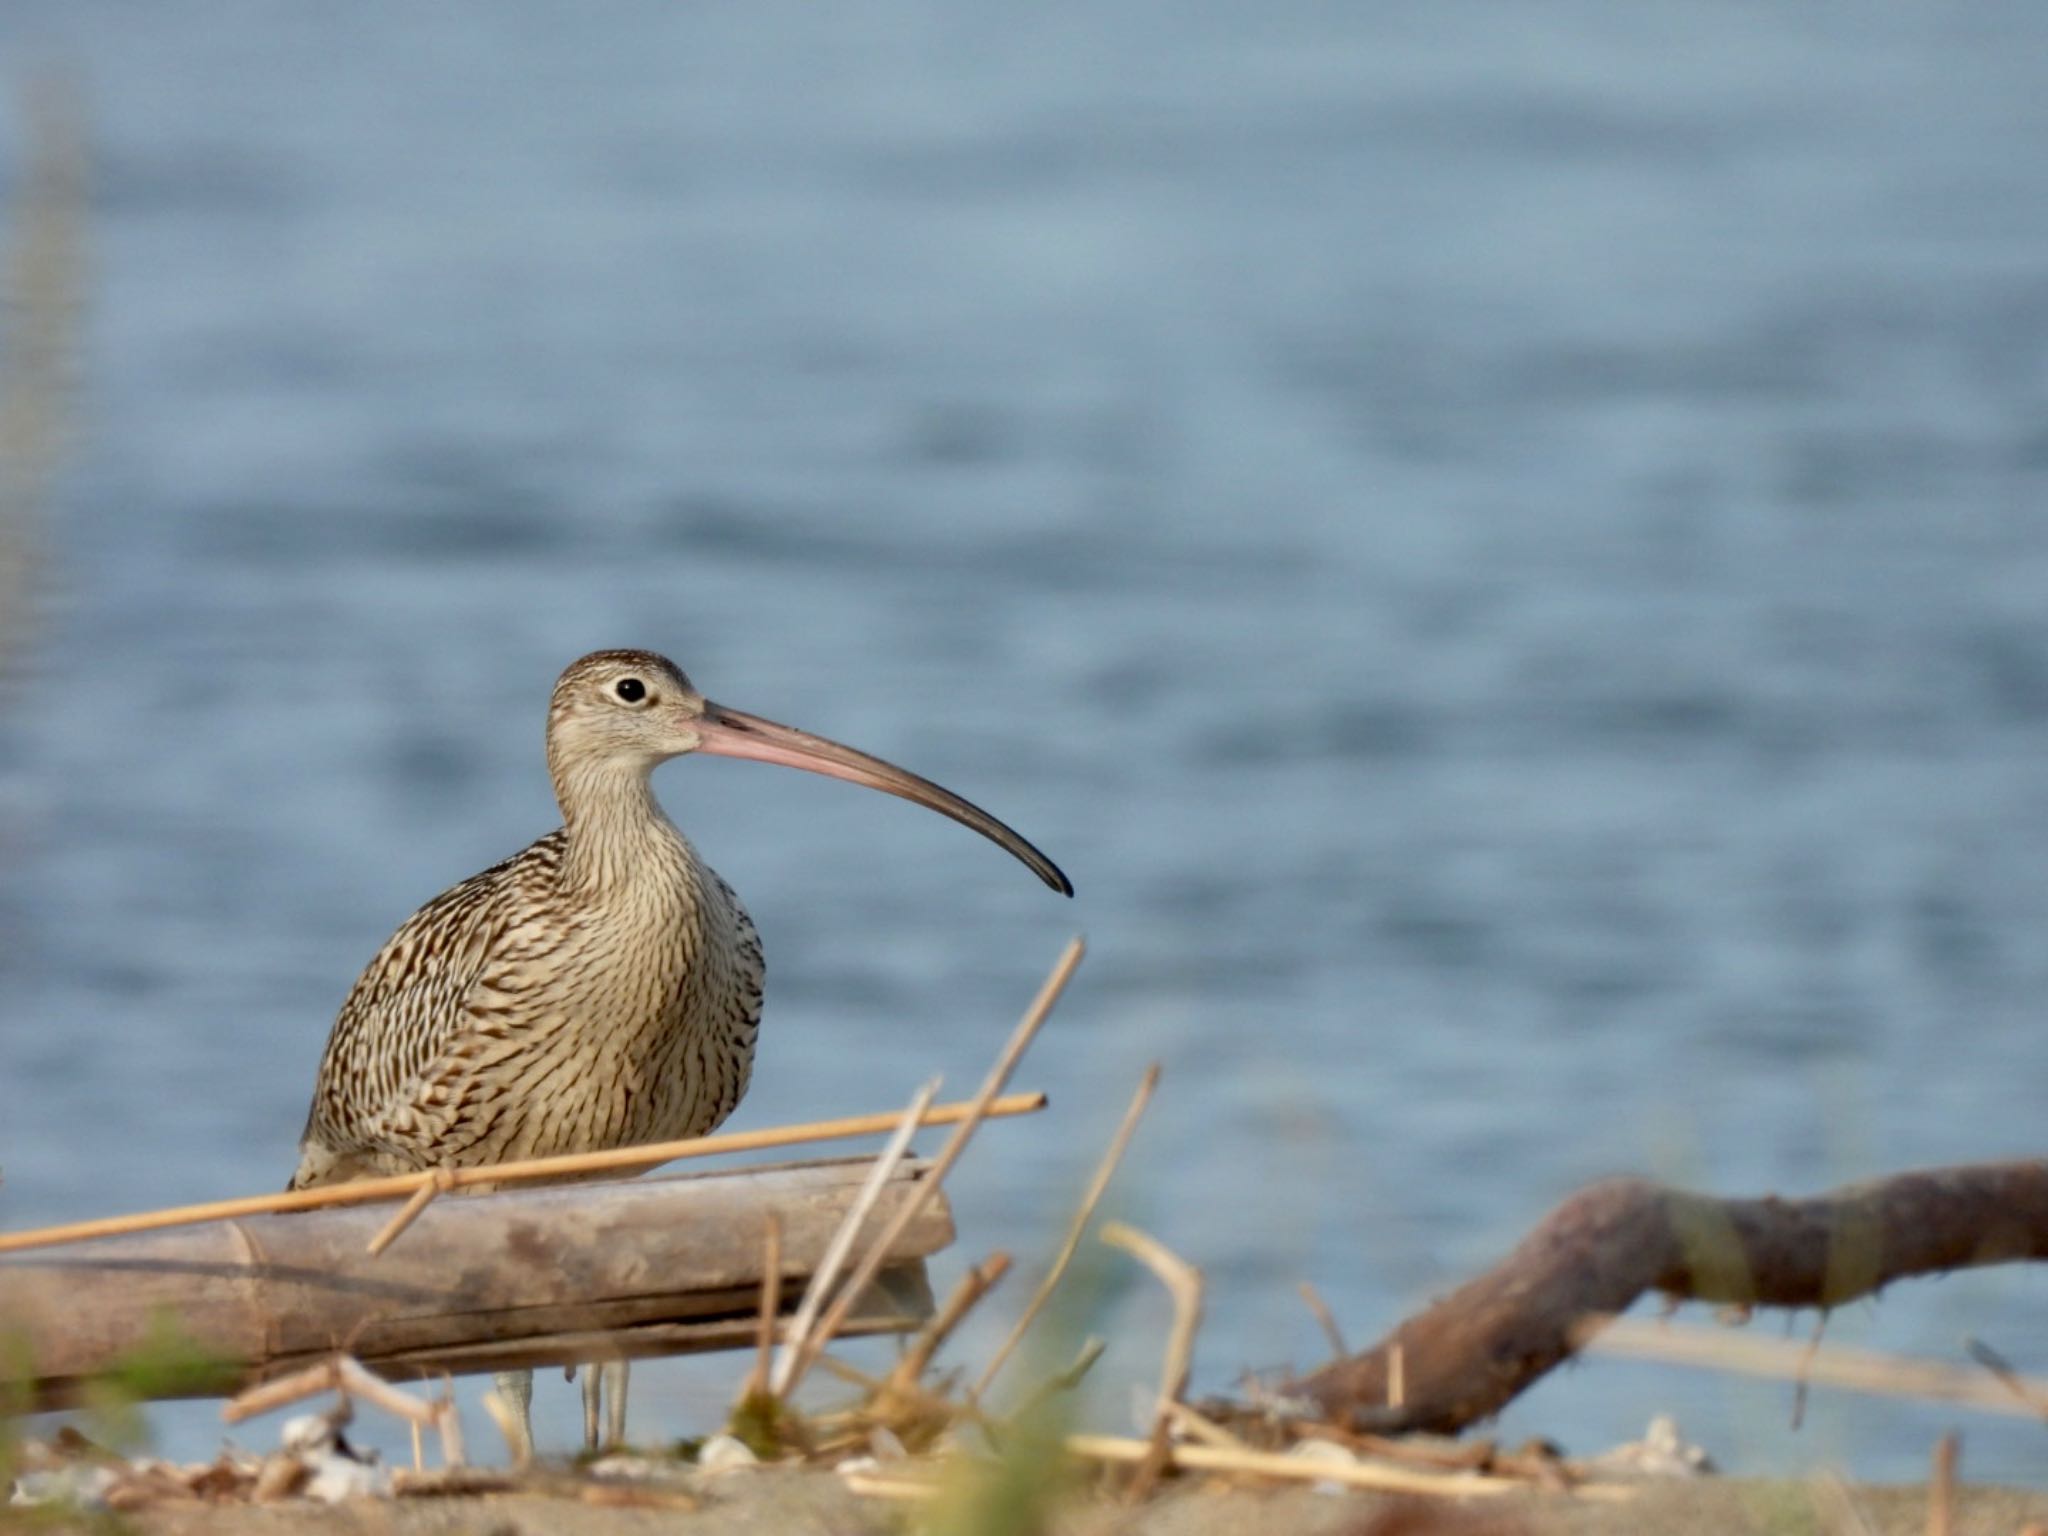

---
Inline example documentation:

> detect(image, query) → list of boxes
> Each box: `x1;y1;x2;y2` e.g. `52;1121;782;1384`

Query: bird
289;648;1070;1457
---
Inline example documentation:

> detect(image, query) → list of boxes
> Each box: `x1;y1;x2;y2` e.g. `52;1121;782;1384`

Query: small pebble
587;1454;665;1481
696;1434;759;1474
10;1464;119;1509
1591;1413;1715;1478
304;1453;390;1504
281;1413;344;1457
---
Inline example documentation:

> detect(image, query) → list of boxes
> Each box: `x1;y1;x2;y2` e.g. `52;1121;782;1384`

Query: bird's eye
614;678;647;703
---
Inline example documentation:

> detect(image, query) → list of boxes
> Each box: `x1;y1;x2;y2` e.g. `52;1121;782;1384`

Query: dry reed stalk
883;1251;1012;1401
1062;1433;1635;1501
366;1167;455;1256
1298;1279;1348;1360
224;1352;462;1470
435;1393;466;1469
332;1357;444;1430
807;1357;981;1462
1791;1310;1828;1429
1578;1315;2048;1419
780;937;1085;1397
740;1213;783;1402
0;1090;1045;1257
1810;1472;1880;1536
1011;1336;1106;1423
811;1354;964;1422
972;1060;1159;1400
221;1360;349;1424
1164;1401;1250;1452
813;1355;893;1394
1928;1432;1957;1536
1099;1219;1203;1500
1963;1337;2048;1423
771;1078;941;1395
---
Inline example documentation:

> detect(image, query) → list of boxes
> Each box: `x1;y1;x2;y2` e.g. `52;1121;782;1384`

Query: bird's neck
553;762;693;894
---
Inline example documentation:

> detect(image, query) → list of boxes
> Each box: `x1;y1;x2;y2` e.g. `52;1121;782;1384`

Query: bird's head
546;648;1072;896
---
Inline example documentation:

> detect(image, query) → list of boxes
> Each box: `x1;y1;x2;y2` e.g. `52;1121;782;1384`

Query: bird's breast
490;850;765;1159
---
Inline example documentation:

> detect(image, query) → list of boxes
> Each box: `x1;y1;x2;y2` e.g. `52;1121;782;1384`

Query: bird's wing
294;833;571;1182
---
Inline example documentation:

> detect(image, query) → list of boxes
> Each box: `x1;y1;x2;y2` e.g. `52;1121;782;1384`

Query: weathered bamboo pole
0;1091;1045;1257
0;1156;948;1412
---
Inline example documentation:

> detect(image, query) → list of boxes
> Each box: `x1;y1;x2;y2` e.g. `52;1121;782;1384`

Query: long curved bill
691;701;1074;896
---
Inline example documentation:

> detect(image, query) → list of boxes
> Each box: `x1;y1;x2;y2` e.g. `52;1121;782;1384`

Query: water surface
5;2;2048;1480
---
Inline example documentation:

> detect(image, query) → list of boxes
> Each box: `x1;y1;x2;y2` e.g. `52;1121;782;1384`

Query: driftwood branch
1289;1161;2048;1435
1;1155;949;1411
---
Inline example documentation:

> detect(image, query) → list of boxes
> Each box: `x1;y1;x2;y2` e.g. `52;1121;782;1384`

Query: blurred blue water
5;2;2048;1483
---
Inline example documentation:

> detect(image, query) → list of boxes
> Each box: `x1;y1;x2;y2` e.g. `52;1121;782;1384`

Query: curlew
290;649;1069;1456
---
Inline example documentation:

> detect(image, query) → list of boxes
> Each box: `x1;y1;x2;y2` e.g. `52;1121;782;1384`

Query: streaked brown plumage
292;653;765;1188
290;647;1068;1452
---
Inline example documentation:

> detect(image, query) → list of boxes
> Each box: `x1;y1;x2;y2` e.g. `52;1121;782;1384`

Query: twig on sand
973;1061;1160;1401
223;1358;429;1428
780;937;1085;1398
1292;1421;1580;1490
835;1427;1630;1507
221;1361;350;1425
1099;1219;1203;1500
222;1354;464;1467
1061;1434;1633;1502
840;1470;943;1501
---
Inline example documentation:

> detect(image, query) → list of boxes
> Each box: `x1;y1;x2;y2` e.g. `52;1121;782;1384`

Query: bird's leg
491;1369;535;1466
577;1358;630;1451
577;1368;630;1449
605;1359;629;1449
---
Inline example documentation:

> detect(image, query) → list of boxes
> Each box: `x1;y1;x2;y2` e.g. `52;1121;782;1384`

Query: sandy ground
33;1467;2048;1536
